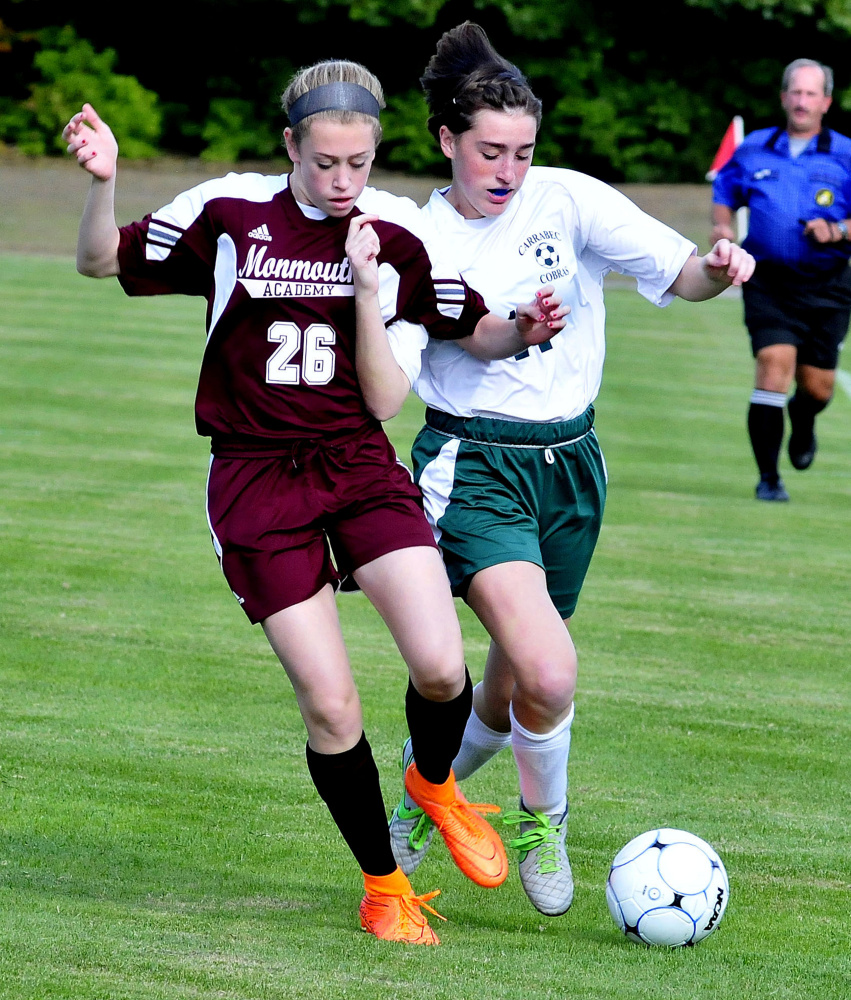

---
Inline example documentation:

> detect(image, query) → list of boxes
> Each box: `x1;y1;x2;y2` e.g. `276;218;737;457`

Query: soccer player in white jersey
384;23;755;917
61;57;565;945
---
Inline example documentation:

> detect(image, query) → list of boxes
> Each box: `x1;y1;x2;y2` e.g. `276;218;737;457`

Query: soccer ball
605;828;729;947
535;243;559;268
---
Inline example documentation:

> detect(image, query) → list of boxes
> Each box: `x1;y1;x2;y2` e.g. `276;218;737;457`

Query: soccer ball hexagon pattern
535;243;559;268
605;828;729;947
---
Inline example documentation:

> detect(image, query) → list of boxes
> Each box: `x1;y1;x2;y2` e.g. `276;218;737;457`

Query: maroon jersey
117;173;488;447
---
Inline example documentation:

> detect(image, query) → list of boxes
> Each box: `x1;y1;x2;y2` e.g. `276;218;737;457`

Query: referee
712;58;851;501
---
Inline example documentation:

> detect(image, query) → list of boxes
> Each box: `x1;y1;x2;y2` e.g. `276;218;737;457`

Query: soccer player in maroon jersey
62;58;564;944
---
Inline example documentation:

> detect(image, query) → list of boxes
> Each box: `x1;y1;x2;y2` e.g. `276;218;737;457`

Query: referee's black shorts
743;261;851;369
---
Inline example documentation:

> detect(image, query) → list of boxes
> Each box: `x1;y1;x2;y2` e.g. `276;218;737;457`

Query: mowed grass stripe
1;254;849;999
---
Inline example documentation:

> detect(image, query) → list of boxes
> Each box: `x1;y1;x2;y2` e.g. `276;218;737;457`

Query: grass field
1;249;850;1000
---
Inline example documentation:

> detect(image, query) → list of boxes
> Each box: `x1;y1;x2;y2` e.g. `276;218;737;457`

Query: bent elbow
358;365;411;421
77;260;119;279
76;245;120;278
364;385;408;422
76;260;101;278
368;399;405;422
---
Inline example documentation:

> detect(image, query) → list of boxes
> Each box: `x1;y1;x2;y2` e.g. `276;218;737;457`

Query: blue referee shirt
713;126;851;273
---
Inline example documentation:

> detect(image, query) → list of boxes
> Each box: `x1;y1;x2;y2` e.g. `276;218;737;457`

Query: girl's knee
515;659;576;717
301;691;362;747
408;659;467;703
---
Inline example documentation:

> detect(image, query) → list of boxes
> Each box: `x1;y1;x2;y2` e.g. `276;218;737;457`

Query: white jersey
387;166;696;422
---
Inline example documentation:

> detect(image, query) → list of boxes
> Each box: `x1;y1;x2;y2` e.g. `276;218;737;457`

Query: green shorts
412;406;607;619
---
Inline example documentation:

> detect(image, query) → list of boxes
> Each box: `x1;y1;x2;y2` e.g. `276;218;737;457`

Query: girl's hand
346;214;381;297
62;104;118;182
514;286;569;346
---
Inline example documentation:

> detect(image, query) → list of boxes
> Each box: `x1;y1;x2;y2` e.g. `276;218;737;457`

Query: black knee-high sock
305;732;397;877
405;669;473;786
748;393;785;481
788;391;829;434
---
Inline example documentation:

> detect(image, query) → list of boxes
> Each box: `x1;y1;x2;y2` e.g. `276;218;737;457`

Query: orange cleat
405;764;508;888
359;868;445;945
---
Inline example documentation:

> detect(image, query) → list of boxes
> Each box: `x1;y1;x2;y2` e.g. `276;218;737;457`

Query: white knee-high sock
452;687;512;781
510;701;574;816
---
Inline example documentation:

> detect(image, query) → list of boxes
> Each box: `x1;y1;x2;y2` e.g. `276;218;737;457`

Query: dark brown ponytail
420;22;542;139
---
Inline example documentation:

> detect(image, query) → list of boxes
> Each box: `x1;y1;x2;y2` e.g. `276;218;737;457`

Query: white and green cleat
504;803;573;916
388;738;435;876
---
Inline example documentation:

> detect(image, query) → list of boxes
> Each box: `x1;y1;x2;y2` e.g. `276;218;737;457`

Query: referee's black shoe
788;425;817;470
787;395;817;470
756;476;790;502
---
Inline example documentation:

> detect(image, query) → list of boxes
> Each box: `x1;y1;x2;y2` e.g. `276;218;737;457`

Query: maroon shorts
205;426;437;623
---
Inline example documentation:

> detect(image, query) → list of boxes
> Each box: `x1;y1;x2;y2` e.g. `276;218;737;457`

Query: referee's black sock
405;669;473;786
788;390;829;433
748;390;786;482
305;731;398;877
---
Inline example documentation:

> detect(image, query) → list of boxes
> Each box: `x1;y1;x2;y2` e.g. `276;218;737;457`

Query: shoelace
399;747;436;849
407;799;501;849
503;809;564;873
399;747;501;847
440;798;501;836
402;888;447;923
408;810;434;850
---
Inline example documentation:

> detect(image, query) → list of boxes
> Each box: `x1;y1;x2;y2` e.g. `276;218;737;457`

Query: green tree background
3;0;851;180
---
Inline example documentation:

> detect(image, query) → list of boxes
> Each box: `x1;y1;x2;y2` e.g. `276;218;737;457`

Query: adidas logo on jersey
248;224;273;242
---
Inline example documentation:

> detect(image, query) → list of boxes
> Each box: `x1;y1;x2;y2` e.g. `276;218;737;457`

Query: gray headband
288;82;381;126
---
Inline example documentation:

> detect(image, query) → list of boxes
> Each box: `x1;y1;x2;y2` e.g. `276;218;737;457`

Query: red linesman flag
706;116;744;181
